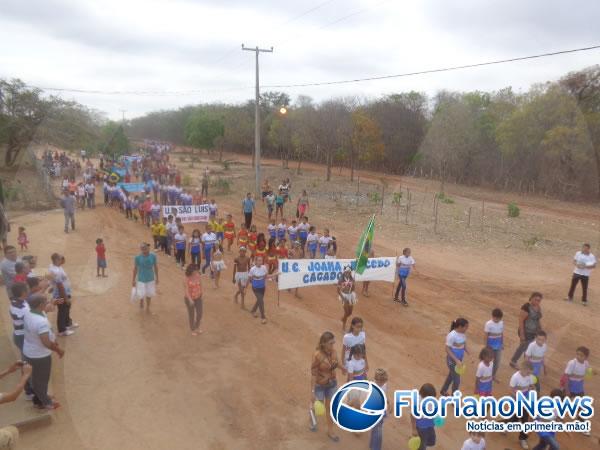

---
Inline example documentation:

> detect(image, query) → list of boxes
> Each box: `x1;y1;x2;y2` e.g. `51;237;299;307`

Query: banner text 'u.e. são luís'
162;204;210;223
277;258;396;290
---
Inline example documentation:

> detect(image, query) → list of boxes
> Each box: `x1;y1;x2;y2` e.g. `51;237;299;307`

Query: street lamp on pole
242;43;273;199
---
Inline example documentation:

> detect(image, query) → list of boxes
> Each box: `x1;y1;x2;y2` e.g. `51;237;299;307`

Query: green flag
355;215;375;275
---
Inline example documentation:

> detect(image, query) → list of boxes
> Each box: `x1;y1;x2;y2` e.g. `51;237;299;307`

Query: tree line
128;65;600;200
0;79;130;167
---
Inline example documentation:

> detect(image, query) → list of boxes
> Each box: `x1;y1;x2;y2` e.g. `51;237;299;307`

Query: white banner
162;204;210;223
277;257;396;290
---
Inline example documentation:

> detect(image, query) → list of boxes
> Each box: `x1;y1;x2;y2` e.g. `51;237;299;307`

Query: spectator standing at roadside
60;191;76;233
242;193;256;230
565;243;596;306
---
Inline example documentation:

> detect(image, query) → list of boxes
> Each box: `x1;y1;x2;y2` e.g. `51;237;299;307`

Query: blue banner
117;182;146;192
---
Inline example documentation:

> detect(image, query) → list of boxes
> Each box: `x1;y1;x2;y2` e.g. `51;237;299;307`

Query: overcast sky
1;0;598;119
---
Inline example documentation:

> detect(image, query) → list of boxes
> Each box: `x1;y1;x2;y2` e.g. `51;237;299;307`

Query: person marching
524;330;547;394
189;229;202;268
306;226;319;259
267;219;277;241
242;192;256;229
440;318;469;396
237;223;249;249
484;308;504;382
565;243;596;306
394;247;415;306
475;347;494;397
509;292;543;369
277;218;287;244
183;264;203;336
287;219;298;248
201;224;218;277
338;266;357;331
254;233;267;263
248;256;277;324
247;225;258;258
318;228;332;259
95;238;107;277
310;331;342;442
266;238;278;274
223;214;236;252
174;225;188;269
210;245;226;288
298;216;310;257
297;189;309;219
132;243;159;314
232;247;251;309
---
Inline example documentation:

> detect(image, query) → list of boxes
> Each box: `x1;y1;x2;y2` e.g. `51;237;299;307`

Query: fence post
405;189;411;225
481;200;485;232
380;184;385;215
434;195;439;233
467;207;472;228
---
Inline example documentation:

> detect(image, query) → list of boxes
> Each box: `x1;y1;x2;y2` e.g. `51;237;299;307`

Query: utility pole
242;44;273;198
119;109;127;123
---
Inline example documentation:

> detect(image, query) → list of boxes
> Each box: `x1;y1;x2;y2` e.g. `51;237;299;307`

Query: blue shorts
97;258;107;268
314;380;338;401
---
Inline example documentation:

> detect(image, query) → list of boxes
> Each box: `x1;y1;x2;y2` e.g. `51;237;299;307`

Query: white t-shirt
85;183;95;194
23;311;54;358
307;233;319;245
267;224;277;235
202;232;218;247
346;358;366;377
565;358;589;377
445;330;466;348
573;251;597;276
168;223;179;236
510;371;534;392
397;255;415;268
525;342;547;362
318;236;332;248
484;319;504;335
48;264;71;292
174;233;187;248
461;438;486;450
476;361;493;379
343;331;366;363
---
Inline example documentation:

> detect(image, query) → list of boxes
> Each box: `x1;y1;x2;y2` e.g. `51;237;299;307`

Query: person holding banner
338;266;358;331
248;256;277;325
306;226;319;259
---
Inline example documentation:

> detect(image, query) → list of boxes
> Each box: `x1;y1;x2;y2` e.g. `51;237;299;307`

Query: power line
21;44;600;96
261;44;600;89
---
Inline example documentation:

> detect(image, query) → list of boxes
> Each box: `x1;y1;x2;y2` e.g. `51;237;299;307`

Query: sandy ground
1;151;600;450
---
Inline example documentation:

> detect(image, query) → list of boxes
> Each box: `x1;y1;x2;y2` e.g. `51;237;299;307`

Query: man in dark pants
242;192;255;230
566;243;596;306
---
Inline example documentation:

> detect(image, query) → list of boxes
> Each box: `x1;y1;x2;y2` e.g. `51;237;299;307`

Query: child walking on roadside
410;383;437;450
441;318;469;396
525;330;547;394
484;308;504;382
369;368;389;450
17;227;28;251
508;360;536;448
183;264;203;336
475;347;494;397
96;238;107;277
461;432;486;450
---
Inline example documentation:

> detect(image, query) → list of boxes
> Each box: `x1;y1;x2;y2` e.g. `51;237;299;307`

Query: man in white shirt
566;243;596;306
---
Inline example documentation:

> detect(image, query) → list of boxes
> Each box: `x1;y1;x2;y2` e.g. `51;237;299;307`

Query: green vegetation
508;202;520;218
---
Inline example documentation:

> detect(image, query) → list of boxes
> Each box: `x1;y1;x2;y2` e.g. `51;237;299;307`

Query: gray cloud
423;0;600;53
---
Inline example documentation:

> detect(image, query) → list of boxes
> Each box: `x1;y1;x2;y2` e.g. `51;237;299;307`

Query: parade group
0;142;596;450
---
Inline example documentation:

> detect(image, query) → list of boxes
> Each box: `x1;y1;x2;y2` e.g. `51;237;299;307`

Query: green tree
99;122;130;158
350;110;385;181
185;110;225;157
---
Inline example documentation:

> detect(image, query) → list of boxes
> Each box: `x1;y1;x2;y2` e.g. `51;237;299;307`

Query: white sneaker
519;440;529;449
58;329;75;336
67;323;80;329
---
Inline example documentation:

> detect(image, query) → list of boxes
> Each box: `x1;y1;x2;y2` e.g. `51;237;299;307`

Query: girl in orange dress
266;237;278;274
223;214;236;252
247;225;258;256
238;223;249;249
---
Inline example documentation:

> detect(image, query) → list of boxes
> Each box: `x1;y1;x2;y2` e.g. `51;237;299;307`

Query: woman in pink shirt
184;264;203;336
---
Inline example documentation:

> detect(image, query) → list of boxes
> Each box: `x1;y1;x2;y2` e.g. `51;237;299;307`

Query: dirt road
2;155;599;450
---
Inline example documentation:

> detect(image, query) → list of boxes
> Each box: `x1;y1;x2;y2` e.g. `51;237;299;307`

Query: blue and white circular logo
330;381;387;432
